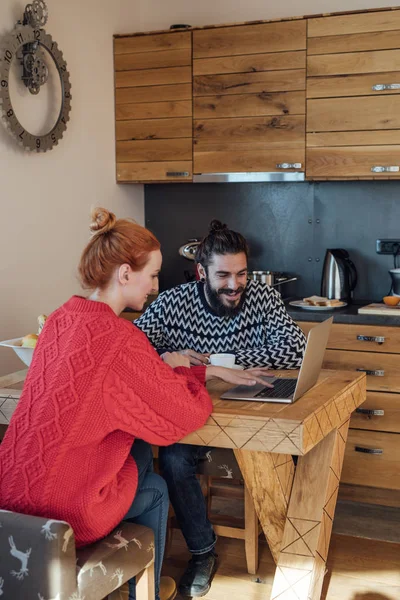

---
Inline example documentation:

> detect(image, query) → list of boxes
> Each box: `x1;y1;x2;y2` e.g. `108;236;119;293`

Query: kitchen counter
285;299;400;326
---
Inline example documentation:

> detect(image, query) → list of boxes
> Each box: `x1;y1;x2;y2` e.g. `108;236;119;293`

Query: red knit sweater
0;296;212;546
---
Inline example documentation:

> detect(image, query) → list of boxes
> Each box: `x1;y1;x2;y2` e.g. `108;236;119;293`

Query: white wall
0;0;144;376
138;0;396;31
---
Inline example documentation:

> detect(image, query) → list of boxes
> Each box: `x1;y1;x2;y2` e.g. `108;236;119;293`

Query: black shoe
178;552;218;597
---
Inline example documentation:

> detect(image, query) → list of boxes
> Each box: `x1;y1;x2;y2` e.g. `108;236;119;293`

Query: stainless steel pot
249;270;297;287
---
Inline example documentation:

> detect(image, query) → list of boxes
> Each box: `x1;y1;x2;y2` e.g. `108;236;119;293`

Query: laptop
220;317;333;403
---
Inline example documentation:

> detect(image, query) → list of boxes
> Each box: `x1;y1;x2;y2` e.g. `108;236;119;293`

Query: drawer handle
166;171;190;177
372;83;400;91
371;166;400;173
355;446;383;455
356;335;385;344
356;369;385;376
356;408;385;416
276;162;302;169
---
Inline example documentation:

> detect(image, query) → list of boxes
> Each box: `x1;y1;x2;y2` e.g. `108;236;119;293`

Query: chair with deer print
0;509;155;600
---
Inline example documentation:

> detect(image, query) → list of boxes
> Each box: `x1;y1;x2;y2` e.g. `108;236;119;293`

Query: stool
0;509;155;600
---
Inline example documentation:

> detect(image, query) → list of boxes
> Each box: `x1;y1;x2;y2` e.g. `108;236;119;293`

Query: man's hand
205;366;274;387
162;352;191;369
179;349;210;366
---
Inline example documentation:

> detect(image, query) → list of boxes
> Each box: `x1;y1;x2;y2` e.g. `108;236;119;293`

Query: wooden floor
162;530;400;600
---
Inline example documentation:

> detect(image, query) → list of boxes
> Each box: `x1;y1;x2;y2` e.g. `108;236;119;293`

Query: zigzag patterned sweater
0;296;212;547
136;281;306;369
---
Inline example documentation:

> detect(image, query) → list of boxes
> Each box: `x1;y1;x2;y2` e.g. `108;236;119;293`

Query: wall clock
0;1;71;152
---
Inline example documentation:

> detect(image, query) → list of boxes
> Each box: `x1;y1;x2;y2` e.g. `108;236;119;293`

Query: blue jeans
124;440;169;600
159;444;216;555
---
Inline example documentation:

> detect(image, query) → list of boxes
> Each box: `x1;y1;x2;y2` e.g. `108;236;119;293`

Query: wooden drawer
297;322;400;354
324;349;400;393
341;429;400;490
350;392;400;433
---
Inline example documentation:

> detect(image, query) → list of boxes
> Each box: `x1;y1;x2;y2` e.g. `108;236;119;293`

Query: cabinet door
306;9;400;179
193;21;306;174
114;32;193;182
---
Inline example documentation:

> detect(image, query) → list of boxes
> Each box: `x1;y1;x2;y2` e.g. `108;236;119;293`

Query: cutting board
358;303;400;316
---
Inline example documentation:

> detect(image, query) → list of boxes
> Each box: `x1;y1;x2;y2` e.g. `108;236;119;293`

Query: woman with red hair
0;208;269;600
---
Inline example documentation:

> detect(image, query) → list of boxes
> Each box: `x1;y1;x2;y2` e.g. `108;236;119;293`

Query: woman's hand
162;352;191;369
205;366;275;387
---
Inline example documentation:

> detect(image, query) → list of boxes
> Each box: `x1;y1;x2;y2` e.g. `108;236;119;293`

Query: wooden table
0;368;366;600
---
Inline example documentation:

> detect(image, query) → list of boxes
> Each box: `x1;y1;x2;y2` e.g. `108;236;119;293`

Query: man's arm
235;289;306;369
134;294;168;350
135;291;209;364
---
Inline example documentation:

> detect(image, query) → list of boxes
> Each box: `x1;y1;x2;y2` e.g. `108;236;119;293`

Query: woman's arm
102;328;212;446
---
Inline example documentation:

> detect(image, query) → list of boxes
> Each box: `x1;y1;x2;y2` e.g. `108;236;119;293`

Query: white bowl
0;337;34;367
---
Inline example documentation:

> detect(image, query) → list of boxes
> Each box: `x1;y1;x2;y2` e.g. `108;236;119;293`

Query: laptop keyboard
254;378;297;399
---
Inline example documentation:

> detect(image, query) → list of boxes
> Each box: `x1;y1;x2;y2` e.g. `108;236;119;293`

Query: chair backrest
0;509;77;599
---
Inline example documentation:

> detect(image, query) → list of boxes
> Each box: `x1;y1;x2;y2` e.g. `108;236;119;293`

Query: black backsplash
144;181;400;301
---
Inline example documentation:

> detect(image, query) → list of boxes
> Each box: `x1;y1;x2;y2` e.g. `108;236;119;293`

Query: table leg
234;449;295;563
270;418;350;600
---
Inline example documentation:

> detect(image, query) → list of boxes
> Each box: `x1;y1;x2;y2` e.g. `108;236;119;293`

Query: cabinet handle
355;446;383;455
166;171;190;177
371;166;400;173
355;408;385;416
356;335;385;344
372;83;400;91
276;162;302;169
356;368;385;376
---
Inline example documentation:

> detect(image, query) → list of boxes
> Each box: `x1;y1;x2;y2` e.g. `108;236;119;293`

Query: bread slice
324;298;343;306
303;295;342;306
303;295;328;306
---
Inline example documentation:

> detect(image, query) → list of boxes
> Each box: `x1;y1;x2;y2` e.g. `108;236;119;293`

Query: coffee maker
321;249;358;301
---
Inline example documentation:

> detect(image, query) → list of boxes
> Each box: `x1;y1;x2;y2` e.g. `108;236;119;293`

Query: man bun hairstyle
195;219;249;267
78;207;160;289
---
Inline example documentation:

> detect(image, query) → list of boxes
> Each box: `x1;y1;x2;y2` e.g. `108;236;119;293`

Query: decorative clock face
0;3;71;152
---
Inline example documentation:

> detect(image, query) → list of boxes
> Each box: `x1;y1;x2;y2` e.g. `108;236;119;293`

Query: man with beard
135;220;306;597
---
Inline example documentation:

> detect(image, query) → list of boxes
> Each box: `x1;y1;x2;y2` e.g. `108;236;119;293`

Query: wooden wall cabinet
298;321;400;507
114;7;400;182
307;10;400;180
192;21;306;174
114;32;193;182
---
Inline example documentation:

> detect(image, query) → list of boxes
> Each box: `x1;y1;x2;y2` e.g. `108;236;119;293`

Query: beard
204;280;247;318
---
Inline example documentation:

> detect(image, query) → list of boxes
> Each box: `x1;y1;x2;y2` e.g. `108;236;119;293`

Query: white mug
209;353;235;368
